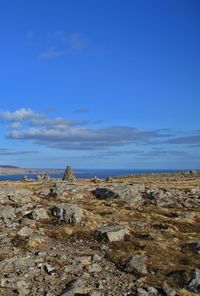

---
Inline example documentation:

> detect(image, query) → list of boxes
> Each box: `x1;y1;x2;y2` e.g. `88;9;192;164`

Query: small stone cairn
22;175;29;182
62;165;76;182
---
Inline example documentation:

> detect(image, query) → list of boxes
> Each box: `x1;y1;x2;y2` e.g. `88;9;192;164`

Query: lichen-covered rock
31;208;49;220
52;203;83;224
0;205;15;220
93;185;144;204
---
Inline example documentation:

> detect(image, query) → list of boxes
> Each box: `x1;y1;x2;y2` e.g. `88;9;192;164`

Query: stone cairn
62;165;76;182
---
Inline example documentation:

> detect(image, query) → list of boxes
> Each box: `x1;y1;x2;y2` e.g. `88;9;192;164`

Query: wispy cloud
73;108;89;113
68;33;86;51
39;47;65;60
26;31;34;40
168;134;200;145
0;148;38;156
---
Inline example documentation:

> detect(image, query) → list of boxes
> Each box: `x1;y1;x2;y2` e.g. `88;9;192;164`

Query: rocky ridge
0;172;199;295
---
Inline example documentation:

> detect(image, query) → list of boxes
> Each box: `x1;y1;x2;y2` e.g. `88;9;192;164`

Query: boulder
0;205;15;220
31;208;49;220
124;255;148;275
96;225;129;242
93;185;144;204
52;203;83;224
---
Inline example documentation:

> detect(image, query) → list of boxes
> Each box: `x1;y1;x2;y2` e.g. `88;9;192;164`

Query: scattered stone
187;269;200;293
52;203;83;224
62;166;76;182
26;235;47;250
87;263;102;273
131;221;149;228
76;255;92;266
96;225;129;242
124;255;148;275
137;287;149;296
17;226;34;237
16;280;30;296
162;285;176;296
147;287;158;294
195;242;200;254
63;263;83;274
44;263;55;275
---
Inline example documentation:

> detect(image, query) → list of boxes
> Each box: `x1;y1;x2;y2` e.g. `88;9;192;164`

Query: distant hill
0;165;64;176
0;165;20;169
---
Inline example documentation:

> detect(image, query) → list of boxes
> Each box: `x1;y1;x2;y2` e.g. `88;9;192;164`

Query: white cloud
0;108;45;121
39;47;65;60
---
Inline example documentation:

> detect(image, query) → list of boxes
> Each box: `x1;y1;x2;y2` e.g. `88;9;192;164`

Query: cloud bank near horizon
0;108;173;150
0;108;199;168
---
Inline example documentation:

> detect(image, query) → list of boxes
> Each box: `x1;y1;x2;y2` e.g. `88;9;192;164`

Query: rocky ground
0;171;200;295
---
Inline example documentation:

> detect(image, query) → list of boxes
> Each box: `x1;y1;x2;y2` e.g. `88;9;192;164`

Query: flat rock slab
52;203;83;224
93;185;144;204
96;225;129;242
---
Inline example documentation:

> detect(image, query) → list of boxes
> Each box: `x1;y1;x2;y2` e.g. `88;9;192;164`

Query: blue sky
0;0;199;169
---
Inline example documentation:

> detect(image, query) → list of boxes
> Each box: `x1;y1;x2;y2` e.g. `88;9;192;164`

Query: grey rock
60;279;91;295
188;269;200;293
21;217;36;227
87;263;102;273
31;208;49;220
39;188;51;196
9;194;31;204
16;280;30;296
125;255;148;275
96;225;129;242
131;221;149;228
90;292;103;296
0;205;15;220
44;263;55;275
52;203;83;224
137;288;149;296
17;226;34;237
147;287;158;295
63;263;83;274
162;286;176;296
93;184;144;204
195;242;200;254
